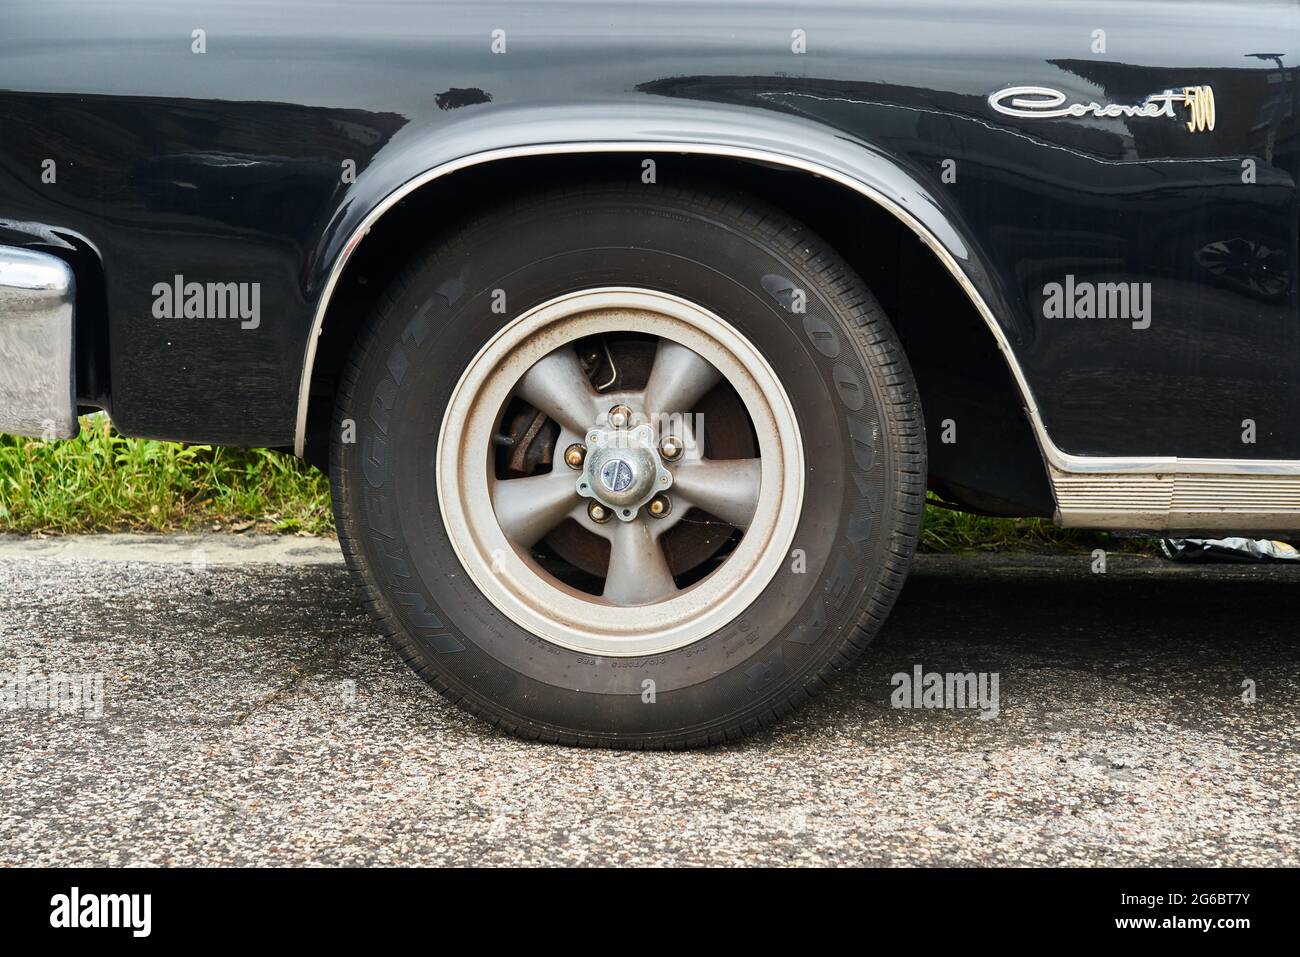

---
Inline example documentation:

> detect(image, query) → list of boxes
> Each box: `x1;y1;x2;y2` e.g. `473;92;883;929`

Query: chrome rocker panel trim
0;245;77;440
293;142;1300;533
1051;462;1300;533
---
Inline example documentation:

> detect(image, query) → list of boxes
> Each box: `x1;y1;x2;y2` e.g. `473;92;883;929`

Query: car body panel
1;0;1296;467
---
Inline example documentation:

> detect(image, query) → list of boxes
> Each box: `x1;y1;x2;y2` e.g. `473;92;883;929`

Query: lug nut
660;436;683;461
564;443;586;469
647;494;671;519
608;405;633;430
587;501;612;524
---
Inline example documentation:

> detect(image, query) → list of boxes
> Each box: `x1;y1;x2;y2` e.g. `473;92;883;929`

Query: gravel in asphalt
1;536;1297;866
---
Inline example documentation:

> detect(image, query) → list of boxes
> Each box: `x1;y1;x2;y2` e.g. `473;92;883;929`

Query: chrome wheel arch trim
291;139;1300;530
291;139;1040;459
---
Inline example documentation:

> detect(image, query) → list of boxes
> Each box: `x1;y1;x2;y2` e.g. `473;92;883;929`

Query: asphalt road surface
1;535;1297;866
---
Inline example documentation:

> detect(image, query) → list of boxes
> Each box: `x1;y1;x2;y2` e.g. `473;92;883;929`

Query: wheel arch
295;107;1056;514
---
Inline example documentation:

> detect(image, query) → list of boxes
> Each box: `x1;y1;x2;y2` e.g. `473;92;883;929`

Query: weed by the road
0;415;332;535
919;497;1112;553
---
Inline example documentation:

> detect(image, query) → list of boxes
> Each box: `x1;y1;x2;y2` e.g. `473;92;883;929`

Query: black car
2;0;1297;747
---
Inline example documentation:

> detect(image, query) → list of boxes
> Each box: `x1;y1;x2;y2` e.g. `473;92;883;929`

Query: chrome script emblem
989;85;1215;133
600;458;635;494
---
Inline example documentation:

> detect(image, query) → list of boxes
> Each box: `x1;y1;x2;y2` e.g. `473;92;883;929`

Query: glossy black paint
1;1;1296;458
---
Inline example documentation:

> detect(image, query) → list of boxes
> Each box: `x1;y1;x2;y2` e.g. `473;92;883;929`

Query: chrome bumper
0;245;78;439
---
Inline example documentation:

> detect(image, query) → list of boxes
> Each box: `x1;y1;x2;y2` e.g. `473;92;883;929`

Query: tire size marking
773;289;886;668
364;298;465;655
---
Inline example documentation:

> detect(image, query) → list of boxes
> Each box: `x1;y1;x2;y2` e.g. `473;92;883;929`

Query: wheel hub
577;423;673;520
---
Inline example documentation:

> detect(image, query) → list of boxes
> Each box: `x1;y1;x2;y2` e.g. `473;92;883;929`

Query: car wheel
330;182;924;748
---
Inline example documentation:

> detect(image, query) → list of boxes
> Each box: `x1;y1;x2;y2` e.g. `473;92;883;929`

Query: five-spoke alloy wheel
437;288;803;657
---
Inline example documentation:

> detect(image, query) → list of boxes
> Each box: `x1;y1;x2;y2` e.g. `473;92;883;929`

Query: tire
330;181;925;749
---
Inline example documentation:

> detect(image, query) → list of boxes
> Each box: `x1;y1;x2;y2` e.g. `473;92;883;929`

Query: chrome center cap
599;457;637;495
577;424;673;520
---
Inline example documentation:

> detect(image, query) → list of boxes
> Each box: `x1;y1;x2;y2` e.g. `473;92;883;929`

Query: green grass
0;415;332;535
919;497;1110;553
0;415;1111;550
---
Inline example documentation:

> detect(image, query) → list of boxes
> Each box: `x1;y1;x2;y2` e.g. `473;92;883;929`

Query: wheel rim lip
436;287;805;658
